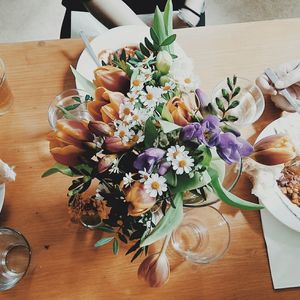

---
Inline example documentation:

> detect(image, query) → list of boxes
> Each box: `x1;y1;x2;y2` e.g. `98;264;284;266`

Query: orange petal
101;103;119;123
56;119;92;141
50;145;85;166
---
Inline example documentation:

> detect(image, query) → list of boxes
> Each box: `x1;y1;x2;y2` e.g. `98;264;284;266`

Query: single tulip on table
251;134;296;166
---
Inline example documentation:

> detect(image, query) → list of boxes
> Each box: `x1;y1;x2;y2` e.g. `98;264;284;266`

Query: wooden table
0;19;300;300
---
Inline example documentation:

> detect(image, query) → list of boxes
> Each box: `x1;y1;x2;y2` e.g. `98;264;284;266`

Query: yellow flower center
133;115;139;121
146;93;154;100
172;151;179;159
179;160;187;168
123;107;131;115
151;181;160;190
163;85;171;91
184;78;192;84
119;131;126;138
133;79;140;86
132;135;139;142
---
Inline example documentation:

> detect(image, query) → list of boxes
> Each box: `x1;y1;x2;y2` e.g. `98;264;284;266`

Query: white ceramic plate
75;25;186;88
255;113;300;232
0;184;5;213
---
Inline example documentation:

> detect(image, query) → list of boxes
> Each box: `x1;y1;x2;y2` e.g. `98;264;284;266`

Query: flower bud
156;51;172;75
251;134;296;165
125;182;156;216
159;75;171;86
88;121;113;137
98;154;117;173
104;136;133;153
138;253;170;288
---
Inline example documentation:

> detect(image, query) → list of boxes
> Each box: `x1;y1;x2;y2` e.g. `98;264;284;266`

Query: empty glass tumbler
0;227;31;291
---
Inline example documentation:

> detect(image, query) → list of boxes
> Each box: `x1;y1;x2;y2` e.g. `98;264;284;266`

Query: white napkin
260;207;300;289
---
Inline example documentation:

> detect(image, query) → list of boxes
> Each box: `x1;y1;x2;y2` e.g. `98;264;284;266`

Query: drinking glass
0;227;31;291
171;206;230;264
211;77;265;127
0;59;14;116
48;89;93;128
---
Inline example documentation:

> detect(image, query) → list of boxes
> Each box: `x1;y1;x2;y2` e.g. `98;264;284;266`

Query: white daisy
137;53;154;67
172;154;194;175
140;67;153;82
131;75;144;91
139;169;150;183
166;145;189;162
95;183;107;199
144;173;168;197
162;80;176;94
131;109;149;125
127;90;140;103
119;102;134;121
113;121;133;144
130;130;144;144
123;172;134;188
177;75;199;93
109;158;120;174
140;86;164;108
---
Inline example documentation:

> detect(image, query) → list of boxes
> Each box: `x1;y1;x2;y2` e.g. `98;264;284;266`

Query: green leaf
163;0;173;37
72;96;81;103
113;239;119;255
140;193;184;247
208;168;264;210
94;237;114;248
227;100;239;110
70;65;96;97
233;75;237;85
170;171;211;194
42;163;75;177
96;225;114;233
131;247;144;262
164;170;177;187
144;37;156;52
215;97;225;112
232;87;241;98
56;105;77;120
227;115;239;122
152;7;167;45
64;103;81;111
161;103;174;122
144;118;159;148
227;77;233;91
135;50;145;61
222;89;230;102
159;119;181;133
160;34;176;47
139;42;150;57
150;27;160;45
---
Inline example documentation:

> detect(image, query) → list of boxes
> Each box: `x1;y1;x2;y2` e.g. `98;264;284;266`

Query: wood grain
0;19;300;299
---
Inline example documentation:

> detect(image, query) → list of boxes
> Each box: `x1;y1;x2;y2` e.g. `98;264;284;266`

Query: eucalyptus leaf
159;119;181;133
227;77;233;91
208;168;264;210
227;100;239;110
140;193;183;247
64;103;81;111
113;239;119;255
96;225;114;233
94;237;114;248
160;34;176;47
227;115;239;122
42;163;75;177
215;97;225;112
232;87;241;98
56;105;77;120
70;65;96;97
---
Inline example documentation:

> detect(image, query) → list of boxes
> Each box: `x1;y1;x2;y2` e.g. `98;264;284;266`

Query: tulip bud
251;134;296;166
138;253;170;287
98;154;117;173
125;182;156;216
104;136;133;153
156;51;172;75
88;121;113;137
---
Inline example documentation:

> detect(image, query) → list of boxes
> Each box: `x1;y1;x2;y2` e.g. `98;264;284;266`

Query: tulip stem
159;233;172;258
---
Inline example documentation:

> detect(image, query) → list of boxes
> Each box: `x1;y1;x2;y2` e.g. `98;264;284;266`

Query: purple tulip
195;88;209;107
180;123;203;142
158;161;171;176
217;132;253;164
198;115;221;147
134;148;166;172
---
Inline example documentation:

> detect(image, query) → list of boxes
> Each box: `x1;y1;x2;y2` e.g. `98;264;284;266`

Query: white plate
0;184;5;213
76;25;186;88
255;113;300;232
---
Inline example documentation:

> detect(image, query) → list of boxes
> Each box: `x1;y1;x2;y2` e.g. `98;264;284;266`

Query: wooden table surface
0;19;300;300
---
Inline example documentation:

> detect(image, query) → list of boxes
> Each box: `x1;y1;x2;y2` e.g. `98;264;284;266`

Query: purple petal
237;137;253;156
195;88;209;107
158;161;171;176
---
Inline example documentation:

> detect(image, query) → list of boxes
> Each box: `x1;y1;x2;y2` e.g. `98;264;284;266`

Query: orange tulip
88;120;113;137
87;87;125;123
125;182;156;216
166;96;193;126
251;134;296;165
94;65;130;94
48;119;93;166
98;154;117;173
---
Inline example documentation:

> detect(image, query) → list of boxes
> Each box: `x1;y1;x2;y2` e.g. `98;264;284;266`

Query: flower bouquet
43;0;264;287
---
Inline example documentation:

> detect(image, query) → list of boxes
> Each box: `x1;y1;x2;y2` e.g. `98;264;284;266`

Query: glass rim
54;88;90;102
172;205;231;264
0;226;32;284
0;58;6;88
